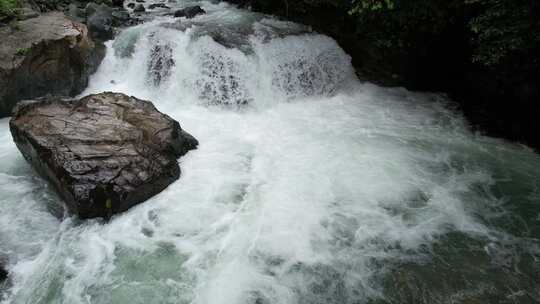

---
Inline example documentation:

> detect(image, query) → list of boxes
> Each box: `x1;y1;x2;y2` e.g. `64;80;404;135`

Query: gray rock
86;3;114;40
84;2;100;16
18;7;40;20
111;8;134;26
10;92;198;219
173;5;206;19
66;3;87;23
133;4;145;12
0;12;105;117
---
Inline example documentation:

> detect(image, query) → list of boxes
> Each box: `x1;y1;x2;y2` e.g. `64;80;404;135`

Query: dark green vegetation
0;0;19;21
232;0;540;149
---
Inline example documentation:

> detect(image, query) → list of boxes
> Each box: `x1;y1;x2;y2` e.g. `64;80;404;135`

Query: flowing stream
1;1;540;303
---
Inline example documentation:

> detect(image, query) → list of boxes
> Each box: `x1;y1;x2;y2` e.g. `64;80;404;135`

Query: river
1;1;539;303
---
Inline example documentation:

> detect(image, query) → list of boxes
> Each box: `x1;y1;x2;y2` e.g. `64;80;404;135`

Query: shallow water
1;1;540;303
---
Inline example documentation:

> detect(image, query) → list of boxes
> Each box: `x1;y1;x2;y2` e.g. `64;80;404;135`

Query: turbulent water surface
1;1;540;303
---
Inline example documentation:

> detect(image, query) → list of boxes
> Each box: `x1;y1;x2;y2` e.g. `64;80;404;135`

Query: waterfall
1;1;539;303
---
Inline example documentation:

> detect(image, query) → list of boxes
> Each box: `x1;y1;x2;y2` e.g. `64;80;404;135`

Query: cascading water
1;1;539;303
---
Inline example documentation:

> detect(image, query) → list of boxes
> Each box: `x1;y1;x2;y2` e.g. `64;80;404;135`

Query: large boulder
0;12;105;118
10;92;198;219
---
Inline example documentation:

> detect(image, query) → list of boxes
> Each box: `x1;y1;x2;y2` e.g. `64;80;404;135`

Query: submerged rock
0;12;105;117
173;6;206;19
10;92;198;219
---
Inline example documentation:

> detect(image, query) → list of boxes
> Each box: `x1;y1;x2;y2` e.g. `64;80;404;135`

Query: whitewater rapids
1;1;539;303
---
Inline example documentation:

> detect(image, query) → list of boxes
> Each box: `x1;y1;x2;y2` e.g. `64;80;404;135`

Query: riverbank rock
0;12;105;118
10;92;198;219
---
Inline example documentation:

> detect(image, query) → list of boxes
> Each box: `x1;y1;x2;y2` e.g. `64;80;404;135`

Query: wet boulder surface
10;92;198;219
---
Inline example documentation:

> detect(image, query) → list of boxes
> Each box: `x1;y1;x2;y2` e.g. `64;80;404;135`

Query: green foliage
0;0;20;21
350;0;395;14
467;0;540;67
348;0;539;70
15;47;29;56
349;0;463;51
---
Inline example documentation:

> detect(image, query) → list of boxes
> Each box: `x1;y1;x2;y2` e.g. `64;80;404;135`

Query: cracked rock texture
10;92;198;219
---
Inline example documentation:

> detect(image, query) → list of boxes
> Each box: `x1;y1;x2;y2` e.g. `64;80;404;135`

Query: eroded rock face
0;12;105;117
10;92;198;219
